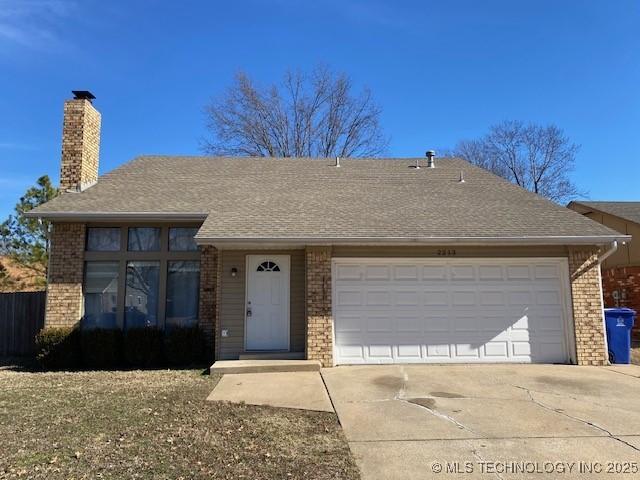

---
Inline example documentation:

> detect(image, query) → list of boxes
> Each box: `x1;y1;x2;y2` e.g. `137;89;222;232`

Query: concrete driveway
322;364;640;479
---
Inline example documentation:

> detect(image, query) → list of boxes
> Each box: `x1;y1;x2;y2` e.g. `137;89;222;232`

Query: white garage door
333;258;572;365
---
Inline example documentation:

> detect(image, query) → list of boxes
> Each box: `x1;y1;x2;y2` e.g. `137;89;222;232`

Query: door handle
246;301;252;317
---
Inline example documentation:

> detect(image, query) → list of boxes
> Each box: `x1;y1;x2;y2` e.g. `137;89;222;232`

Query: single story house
29;92;630;367
568;201;639;337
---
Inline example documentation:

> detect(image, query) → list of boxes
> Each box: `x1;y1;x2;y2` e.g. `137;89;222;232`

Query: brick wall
60;98;101;192
602;266;640;338
45;223;85;327
198;246;218;358
306;246;333;366
568;247;608;366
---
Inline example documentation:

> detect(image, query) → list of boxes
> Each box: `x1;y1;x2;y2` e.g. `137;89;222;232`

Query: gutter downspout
596;240;618;365
597;240;618;264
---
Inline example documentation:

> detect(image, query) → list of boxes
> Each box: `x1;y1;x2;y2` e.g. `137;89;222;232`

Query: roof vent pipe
426;150;436;168
459;171;465;183
335;156;341;167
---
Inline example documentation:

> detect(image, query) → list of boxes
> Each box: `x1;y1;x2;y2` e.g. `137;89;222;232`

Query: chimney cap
72;90;96;101
426;150;436;157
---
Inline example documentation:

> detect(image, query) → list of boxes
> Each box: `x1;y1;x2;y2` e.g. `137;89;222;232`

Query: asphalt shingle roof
31;156;624;243
569;201;640;226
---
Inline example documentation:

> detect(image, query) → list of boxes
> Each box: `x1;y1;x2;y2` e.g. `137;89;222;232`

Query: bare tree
203;66;388;158
452;120;582;203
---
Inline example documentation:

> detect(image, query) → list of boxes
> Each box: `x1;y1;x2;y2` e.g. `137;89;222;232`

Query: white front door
333;258;572;365
245;255;290;351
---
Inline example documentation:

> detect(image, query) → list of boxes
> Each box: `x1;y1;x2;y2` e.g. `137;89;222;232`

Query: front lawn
0;365;359;479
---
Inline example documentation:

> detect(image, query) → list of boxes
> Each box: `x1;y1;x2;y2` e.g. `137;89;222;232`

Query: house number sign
436;249;457;256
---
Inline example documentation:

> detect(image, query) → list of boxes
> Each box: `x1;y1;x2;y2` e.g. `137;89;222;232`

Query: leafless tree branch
202;66;389;158
452;120;584;203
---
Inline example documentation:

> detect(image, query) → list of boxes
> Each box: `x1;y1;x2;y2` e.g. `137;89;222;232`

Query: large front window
125;261;160;329
83;262;119;329
166;261;200;328
82;225;201;330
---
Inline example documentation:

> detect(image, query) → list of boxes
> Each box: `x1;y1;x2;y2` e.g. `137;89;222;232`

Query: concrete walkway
207;371;334;412
322;364;640;480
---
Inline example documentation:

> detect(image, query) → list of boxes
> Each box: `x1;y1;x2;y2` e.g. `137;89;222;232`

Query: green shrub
124;328;164;367
35;327;79;370
164;326;206;366
80;328;123;369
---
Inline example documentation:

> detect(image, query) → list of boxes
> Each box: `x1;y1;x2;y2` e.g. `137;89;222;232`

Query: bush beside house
35;326;206;370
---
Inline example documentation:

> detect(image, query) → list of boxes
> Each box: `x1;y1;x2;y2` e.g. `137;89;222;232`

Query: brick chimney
60;91;101;192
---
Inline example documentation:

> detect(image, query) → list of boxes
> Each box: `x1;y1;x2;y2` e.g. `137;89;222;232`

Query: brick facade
568;247;608;366
305;246;333;366
602;266;640;339
198;246;219;357
45;223;86;327
60;98;101;192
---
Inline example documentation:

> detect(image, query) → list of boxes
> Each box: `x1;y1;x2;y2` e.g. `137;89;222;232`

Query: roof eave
24;211;209;222
568;201;640;227
195;235;631;248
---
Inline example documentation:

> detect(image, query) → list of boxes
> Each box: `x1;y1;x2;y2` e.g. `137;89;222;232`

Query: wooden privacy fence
0;291;46;356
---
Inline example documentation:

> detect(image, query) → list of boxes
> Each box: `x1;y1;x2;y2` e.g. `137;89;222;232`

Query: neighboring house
567;201;639;337
28;92;630;367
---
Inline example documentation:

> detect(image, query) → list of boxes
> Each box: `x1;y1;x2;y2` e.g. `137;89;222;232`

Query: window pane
169;227;199;251
128;227;161;251
166;261;200;329
83;262;119;329
125;261;160;329
87;227;120;251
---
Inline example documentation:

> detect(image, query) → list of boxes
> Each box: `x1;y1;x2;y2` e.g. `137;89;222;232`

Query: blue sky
0;0;638;219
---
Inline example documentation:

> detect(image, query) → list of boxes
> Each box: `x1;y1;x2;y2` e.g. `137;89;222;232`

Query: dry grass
0;365;359;480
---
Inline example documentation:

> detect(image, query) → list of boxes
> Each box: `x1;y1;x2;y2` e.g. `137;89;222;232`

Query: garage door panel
365;315;394;333
536;290;561;306
452;291;477;305
483;341;509;357
453;315;479;332
424;290;449;306
396;316;423;333
507;265;531;279
455;343;481;357
333;258;571;365
451;265;476;280
397;344;422;359
337;344;365;360
395;290;420;306
422;265;447;280
534;264;559;279
424;315;449;333
334;314;363;333
366;290;391;306
367;344;393;359
365;265;390;280
335;264;363;280
480;291;506;305
426;344;451;357
394;265;419;280
336;289;362;306
479;265;504;280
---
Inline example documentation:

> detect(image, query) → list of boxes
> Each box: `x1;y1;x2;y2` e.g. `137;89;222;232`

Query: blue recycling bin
604;308;636;364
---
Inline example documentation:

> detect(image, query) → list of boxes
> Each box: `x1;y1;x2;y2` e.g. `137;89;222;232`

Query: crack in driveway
513;384;640;454
394;366;483;438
